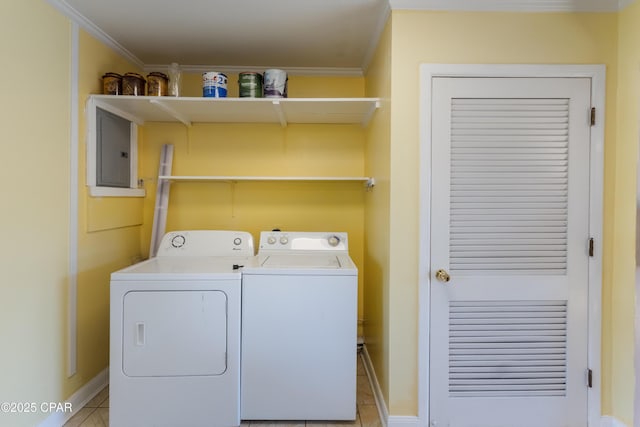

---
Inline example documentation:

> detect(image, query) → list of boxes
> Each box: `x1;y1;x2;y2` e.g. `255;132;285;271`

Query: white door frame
418;64;604;427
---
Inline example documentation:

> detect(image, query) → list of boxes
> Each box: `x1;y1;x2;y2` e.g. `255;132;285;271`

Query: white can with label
202;72;228;98
263;69;288;98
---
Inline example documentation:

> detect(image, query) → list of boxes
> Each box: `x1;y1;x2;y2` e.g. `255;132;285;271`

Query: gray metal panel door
96;107;130;188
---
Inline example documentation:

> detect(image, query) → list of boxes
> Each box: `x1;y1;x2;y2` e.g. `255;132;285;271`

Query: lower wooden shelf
158;175;375;188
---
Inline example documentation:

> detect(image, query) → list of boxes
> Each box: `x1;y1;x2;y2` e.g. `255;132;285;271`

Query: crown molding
388;0;621;12
618;0;635;10
361;2;392;73
45;0;363;77
46;0;626;79
44;0;145;69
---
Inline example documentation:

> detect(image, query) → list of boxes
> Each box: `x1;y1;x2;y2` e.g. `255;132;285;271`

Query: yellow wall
66;29;146;397
386;10;619;416
2;3;636;426
614;1;640;424
0;1;70;426
364;17;393;407
139;74;368;329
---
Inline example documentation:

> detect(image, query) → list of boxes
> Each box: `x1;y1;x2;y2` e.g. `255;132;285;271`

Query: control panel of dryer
156;230;255;257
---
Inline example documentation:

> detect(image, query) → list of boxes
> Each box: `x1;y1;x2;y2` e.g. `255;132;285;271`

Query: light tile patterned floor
63;353;381;427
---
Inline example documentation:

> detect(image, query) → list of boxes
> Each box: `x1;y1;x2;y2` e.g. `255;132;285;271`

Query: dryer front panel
122;290;227;377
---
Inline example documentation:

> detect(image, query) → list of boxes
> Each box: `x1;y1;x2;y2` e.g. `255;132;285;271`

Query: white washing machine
241;231;358;421
109;230;254;427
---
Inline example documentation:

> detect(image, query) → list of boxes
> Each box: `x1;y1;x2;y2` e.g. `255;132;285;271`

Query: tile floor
63;353;381;427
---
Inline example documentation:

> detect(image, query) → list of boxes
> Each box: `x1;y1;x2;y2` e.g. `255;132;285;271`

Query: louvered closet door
429;77;591;427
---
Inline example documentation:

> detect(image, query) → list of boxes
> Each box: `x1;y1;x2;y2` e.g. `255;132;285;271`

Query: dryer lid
111;256;249;280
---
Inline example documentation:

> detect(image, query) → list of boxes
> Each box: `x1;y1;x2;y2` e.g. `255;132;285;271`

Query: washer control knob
280;236;289;245
267;236;277;245
328;235;340;247
233;238;242;246
171;235;186;248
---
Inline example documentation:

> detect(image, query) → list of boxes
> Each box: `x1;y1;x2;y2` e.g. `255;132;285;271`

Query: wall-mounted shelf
159;175;376;189
89;95;380;128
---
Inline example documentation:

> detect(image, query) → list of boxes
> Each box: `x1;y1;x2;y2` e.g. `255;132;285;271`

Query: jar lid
147;72;168;79
102;72;122;79
124;72;146;81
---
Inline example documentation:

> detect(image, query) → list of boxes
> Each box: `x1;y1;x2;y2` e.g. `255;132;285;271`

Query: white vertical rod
67;22;79;378
149;144;174;257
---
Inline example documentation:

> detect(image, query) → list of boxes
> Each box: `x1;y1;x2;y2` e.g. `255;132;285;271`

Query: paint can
263;69;288;98
238;72;263;98
202;71;228;98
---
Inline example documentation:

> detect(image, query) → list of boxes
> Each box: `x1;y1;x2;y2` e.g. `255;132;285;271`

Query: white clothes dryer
109;230;254;427
241;231;358;421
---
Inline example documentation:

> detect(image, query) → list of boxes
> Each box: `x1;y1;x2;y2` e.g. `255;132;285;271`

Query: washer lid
262;254;341;269
243;254;357;276
111;256;250;281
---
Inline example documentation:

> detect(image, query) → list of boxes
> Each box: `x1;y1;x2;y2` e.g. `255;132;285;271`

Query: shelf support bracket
271;100;287;128
365;177;376;190
361;100;380;128
149;99;192;127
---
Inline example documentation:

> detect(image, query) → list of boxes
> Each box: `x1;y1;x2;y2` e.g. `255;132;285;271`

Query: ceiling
49;0;625;75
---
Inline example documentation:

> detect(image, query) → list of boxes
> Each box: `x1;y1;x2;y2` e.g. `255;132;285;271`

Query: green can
238;72;263;98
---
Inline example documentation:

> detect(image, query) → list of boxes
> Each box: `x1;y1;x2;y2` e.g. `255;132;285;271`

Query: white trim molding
44;0;145;69
361;345;420;427
618;0;635;10
418;64;605;427
361;345;389;427
67;22;79;378
388;416;420;427
85;97;146;198
37;368;108;427
389;0;621;12
601;415;629;427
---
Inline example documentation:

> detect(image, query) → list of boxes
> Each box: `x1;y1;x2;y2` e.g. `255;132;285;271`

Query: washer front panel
241;273;357;420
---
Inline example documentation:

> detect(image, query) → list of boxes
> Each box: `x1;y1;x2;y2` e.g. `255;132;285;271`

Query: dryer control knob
233;238;242;246
280;236;289;245
328;235;340;247
267;236;277;245
171;234;186;248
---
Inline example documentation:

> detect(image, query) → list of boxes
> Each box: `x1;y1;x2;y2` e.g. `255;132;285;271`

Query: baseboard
601;415;629;427
361;345;389;426
37;368;109;427
387;415;421;427
361;345;421;427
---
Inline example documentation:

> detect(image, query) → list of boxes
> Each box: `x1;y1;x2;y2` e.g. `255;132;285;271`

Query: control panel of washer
156;230;255;257
259;231;348;252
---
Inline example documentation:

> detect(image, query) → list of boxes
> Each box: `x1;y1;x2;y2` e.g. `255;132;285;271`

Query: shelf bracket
365;177;376;190
361;100;380;128
149;99;192;127
271;100;287;128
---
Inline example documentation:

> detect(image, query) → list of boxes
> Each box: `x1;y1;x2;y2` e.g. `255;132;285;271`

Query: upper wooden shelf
89;95;381;128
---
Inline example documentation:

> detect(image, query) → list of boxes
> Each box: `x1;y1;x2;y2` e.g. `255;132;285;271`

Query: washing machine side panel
241;273;357;420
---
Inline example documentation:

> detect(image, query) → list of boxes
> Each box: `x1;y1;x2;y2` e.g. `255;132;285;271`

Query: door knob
435;269;451;283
